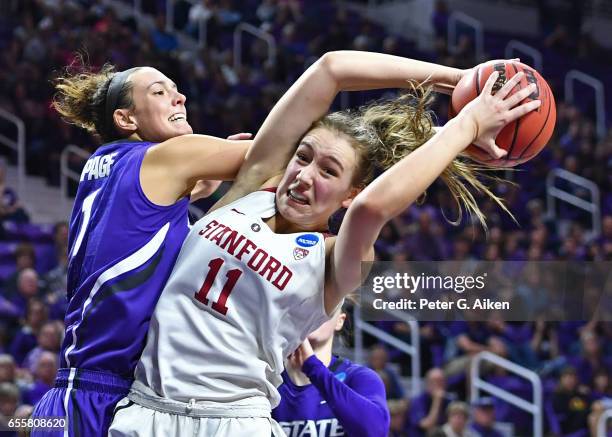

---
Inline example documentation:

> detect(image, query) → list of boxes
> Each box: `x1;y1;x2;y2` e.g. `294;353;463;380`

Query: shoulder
343;360;384;385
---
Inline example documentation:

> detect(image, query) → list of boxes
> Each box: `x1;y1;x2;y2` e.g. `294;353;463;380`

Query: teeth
289;189;307;203
169;114;185;122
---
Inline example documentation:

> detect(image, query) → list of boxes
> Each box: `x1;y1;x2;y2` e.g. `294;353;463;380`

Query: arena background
0;0;610;436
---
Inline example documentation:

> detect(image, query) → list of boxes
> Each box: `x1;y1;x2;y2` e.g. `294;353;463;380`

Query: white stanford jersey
135;189;329;408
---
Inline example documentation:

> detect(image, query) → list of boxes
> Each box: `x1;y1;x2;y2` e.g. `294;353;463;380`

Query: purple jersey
273;356;389;437
61;140;190;377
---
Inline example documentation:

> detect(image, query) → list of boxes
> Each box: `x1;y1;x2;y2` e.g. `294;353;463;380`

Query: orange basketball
450;61;556;167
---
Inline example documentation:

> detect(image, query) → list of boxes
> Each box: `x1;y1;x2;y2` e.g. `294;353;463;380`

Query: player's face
127;68;193;142
307;311;346;345
276;127;360;230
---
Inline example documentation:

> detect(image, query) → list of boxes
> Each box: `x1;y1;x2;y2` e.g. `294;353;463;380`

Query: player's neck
127;132;144;142
287;363;311;386
313;339;333;368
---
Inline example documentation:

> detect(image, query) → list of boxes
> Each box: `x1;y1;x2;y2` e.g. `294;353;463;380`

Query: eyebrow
147;80;177;90
300;140;345;171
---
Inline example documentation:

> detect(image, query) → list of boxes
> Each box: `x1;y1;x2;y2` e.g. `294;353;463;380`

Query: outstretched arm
140;134;252;206
324;71;541;313
212;51;463;210
188;133;254;202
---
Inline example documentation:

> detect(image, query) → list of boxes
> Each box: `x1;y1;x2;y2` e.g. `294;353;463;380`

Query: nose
295;163;315;187
173;90;186;106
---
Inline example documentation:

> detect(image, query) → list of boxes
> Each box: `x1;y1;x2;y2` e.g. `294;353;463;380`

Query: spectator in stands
570;330;612;388
51;221;68;262
8;298;47;366
22;320;61;373
429;401;474;437
550;366;591;437
368;344;404;400
0;355;16;384
9;268;40;319
0;382;19;429
451;236;474;260
587;399;612;437
405;210;446;260
444;322;507;379
388;399;409;437
0;162;29;224
14;404;33;437
2;243;36;299
432;0;450;39
150;13;179;53
41;244;67;320
590;369;611;401
22;350;57;405
408;368;454;437
487;318;538;370
469;398;503;437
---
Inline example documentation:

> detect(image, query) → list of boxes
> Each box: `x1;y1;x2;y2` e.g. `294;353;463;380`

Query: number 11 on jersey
194;258;243;315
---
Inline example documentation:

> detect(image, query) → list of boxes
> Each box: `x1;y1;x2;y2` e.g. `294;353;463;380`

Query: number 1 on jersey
194;258;242;315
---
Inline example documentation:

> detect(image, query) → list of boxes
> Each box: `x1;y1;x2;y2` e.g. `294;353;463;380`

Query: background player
273;305;390;437
109;51;539;436
30;64;262;436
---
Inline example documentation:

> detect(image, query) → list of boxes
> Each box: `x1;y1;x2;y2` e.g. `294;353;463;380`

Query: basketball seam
505;63;522;161
518;84;553;160
475;66;481;96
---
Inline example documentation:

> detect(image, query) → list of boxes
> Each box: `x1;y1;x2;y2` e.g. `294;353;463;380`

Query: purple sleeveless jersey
61;140;190;376
32;140;190;436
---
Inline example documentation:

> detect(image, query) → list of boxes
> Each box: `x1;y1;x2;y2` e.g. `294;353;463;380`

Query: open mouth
168;113;187;123
288;189;309;205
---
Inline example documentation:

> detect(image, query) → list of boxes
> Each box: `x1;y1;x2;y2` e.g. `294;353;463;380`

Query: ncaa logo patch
335;372;347;382
296;233;319;248
293;247;309;260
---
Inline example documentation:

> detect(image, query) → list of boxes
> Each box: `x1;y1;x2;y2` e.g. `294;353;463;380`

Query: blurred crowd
0;0;610;436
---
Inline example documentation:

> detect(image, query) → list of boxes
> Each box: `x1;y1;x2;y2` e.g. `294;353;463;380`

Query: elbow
361;407;390;437
350;195;390;226
317;51;344;87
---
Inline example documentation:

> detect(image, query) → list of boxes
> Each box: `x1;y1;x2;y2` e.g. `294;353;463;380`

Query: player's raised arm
324;71;541;313
212;50;463;209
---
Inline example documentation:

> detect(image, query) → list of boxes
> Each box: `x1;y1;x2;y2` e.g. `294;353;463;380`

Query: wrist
302;354;323;376
435;66;463;87
443;114;478;151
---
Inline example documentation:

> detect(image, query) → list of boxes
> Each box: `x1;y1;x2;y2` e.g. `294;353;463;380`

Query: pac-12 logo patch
296;233;319;248
293;247;309;260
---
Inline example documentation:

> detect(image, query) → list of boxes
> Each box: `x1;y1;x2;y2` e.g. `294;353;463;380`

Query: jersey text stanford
199;219;293;291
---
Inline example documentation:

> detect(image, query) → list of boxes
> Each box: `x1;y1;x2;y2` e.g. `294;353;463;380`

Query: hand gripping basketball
457;70;541;161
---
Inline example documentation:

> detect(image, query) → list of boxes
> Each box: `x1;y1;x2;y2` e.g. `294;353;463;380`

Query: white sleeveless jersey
135;189;329;408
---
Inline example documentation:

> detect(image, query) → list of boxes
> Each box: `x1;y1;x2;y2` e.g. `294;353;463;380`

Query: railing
0;108;26;197
565;70;607;139
448;11;484;62
353;303;421;394
470;351;543;437
504;40;543;73
598;408;612;437
60;145;90;211
233;23;276;70
546;168;601;238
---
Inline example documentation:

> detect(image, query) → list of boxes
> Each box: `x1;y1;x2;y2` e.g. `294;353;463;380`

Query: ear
113;108;137;134
340;186;362;209
334;312;346;331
